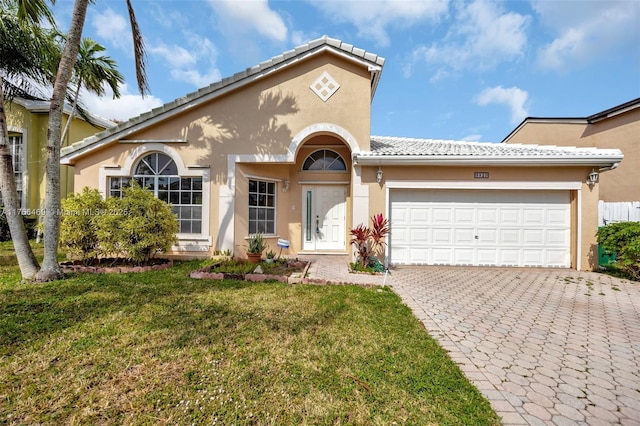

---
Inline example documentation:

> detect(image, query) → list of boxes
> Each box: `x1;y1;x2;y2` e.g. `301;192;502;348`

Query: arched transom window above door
302;149;347;171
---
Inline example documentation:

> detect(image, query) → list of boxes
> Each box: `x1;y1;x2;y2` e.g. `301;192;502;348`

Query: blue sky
53;0;640;143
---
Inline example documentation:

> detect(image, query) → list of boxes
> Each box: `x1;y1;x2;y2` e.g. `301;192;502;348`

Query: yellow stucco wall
4;101;108;213
505;108;640;202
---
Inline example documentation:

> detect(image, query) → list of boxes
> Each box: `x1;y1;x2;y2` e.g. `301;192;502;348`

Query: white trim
291;123;360;156
355;155;623;167
99;143;211;247
297;180;350;185
385;180;582;190
120;139;188;144
8;126;27;208
577;189;582;271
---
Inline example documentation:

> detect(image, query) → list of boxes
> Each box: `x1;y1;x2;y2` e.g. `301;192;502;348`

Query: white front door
303;185;347;251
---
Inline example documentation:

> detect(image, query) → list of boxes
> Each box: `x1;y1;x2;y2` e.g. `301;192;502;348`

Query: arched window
302;149;347;171
109;152;203;234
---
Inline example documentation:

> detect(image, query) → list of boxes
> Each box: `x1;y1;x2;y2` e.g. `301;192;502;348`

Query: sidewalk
298;255;390;286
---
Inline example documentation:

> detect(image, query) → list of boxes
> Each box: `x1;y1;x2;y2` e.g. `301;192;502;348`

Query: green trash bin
598;244;616;265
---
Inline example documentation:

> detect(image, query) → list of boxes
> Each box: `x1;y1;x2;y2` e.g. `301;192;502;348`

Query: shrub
59;188;105;264
97;183;178;265
597;222;640;280
350;213;390;269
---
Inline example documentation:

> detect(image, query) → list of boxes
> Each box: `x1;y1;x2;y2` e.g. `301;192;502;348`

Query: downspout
599;162;620;173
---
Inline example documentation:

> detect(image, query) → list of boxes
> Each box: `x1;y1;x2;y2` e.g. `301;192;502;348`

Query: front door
302;185;346;251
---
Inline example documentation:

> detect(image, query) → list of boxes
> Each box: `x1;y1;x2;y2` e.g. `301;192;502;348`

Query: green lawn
0;242;500;425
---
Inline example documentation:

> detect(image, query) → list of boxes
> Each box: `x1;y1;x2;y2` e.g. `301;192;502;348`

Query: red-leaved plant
350;213;390;268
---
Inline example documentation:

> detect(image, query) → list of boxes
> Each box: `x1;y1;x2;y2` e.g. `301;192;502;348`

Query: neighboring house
4;97;114;216
502;98;640;203
60;36;623;271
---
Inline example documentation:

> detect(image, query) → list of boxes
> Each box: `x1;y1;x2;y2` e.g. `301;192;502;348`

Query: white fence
599;201;640;226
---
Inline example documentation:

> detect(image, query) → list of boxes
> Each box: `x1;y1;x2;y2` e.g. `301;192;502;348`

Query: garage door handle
475;235;479;239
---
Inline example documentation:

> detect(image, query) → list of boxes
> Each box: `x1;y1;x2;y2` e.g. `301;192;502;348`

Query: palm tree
36;0;148;281
60;37;124;144
0;0;59;280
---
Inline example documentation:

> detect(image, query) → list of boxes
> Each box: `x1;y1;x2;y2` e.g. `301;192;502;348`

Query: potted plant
246;233;267;263
265;249;276;264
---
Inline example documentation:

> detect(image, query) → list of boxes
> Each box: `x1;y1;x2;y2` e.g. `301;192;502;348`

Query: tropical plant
37;0;149;282
350;213;390;269
59;187;105;264
597;222;640;280
246;233;267;254
266;249;276;259
0;0;59;280
96;183;178;265
60;37;124;143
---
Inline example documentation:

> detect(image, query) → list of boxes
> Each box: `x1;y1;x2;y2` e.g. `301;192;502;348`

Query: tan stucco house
503;98;640;203
4;97;114;212
60;36;624;271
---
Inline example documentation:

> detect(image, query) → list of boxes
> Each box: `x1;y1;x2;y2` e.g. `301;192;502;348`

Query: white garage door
390;189;571;267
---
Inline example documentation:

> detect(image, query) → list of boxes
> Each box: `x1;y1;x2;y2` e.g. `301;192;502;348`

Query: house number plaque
474;172;490;179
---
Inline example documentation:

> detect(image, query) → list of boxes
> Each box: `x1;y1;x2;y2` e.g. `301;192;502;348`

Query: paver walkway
390;266;640;425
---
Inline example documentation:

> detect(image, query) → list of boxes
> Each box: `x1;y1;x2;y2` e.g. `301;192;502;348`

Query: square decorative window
310;71;340;102
248;179;276;234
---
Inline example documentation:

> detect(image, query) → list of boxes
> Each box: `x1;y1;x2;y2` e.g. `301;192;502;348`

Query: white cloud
310;0;449;46
533;1;640;71
462;134;483;142
149;44;196;69
208;0;288;42
409;0;529;77
475;86;529;125
80;83;164;123
91;8;129;51
149;34;221;88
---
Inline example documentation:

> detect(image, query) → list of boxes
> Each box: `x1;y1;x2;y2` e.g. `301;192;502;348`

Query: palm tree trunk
0;79;40;280
60;80;82;145
36;0;89;282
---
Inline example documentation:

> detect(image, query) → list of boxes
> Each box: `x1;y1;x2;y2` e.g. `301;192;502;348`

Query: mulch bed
190;259;310;283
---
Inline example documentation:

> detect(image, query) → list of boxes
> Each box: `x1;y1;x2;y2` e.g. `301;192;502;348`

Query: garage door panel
433;228;452;243
547;229;569;245
477;249;497;265
390;189;571;268
523;229;545;244
454;208;474;224
501;209;521;225
499;250;520;266
454;228;474;244
477;208;498;225
546;209;570;226
409;207;430;224
477;228;498;243
501;229;521;244
432;248;453;264
432;208;453;224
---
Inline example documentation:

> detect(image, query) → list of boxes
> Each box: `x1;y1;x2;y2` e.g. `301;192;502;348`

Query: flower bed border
190;260;310;284
60;259;173;274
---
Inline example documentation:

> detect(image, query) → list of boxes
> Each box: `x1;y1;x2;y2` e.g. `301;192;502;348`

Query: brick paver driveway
390;266;640;425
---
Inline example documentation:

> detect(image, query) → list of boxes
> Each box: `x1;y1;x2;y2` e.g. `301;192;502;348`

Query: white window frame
99;143;211;252
248;178;277;235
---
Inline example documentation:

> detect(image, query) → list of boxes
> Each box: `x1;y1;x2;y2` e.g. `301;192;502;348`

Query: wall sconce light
282;179;290;192
586;169;599;187
376;167;383;184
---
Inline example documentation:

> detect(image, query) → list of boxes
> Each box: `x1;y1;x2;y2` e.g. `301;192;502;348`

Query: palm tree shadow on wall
182;90;299;248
